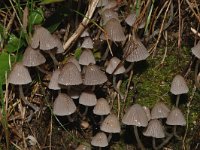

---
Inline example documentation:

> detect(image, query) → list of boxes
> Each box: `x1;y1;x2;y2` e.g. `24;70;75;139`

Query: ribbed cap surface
81;37;93;49
143;119;165;138
104;18;126;42
91;132;108;147
122;104;148;127
191;41;200;59
79;49;96;66
106;57;125;75
151;102;170;119
53;36;64;54
79;90;97;106
48;69;61;90
67;56;81;72
166;107;186;126
97;0;109;7
53;93;76;116
125;13;137;26
31;26;57;50
83;64;107;85
123;35;149;62
93;98;110;115
143;106;151;121
101;9;119;25
8;62;32;85
23;46;46;67
80;30;90;37
58;62;82;86
100;114;121;133
170;75;189;95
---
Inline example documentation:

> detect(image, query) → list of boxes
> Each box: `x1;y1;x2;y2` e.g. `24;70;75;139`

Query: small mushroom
151;102;170;119
91;132;108;148
81;37;93;49
79;49;96;66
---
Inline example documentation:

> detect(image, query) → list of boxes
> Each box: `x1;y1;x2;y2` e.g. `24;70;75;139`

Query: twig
63;0;99;51
178;0;182;49
186;0;200;24
191;27;200;38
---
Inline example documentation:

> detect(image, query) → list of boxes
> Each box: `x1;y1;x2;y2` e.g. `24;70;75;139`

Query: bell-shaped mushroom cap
123;35;149;62
22;46;46;67
8;62;32;85
67;56;81;72
122;104;148;127
106;57;125;75
83;64;107;85
93;98;111;115
191;41;200;59
53;93;76;116
76;143;91;150
100;114;121;133
102;0;117;10
79;90;97;106
80;30;90;38
48;69;61;90
143;106;151;121
81;37;93;49
58;62;82;86
91;132;108;147
104;18;126;42
101;9;119;25
53;36;64;54
79;49;96;66
143;119;165;138
151;102;170;119
31;26;57;50
166;107;186;126
170;74;189;95
125;13;137;26
97;0;109;7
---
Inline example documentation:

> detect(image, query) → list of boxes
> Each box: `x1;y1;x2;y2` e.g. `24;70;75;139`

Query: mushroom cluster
7;0;188;149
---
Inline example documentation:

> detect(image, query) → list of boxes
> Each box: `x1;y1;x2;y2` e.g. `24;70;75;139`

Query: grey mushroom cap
191;41;200;59
143;106;151;121
104;18;126;42
67;56;81;72
83;64;107;85
125;13;137;26
22;46;46;67
79;49;96;66
123;35;149;62
76;143;91;150
81;37;93;49
101;9;119;25
100;114;121;133
31;26;57;50
58;62;83;86
93;98;111;115
166;107;186;126
79;90;97;106
122;104;148;127
48;69;61;90
53;93;76;116
91;132;108;147
80;29;90;37
143;119;165;138
151;102;170;119
97;0;109;7
106;57;125;75
53;36;64;54
8;62;32;85
170;74;189;95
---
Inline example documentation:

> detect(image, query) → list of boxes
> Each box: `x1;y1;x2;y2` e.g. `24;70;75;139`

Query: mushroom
100;9;119;25
123;32;149;73
67;56;81;72
22;46;48;74
81;37;93;49
143;119;165;149
106;57;125;98
170;74;189;107
143;106;151;121
103;18;126;42
80;29;90;38
48;69;61;90
53;93;76;122
76;143;91;150
8;62;38;111
100;114;121;142
151;102;170;119
91;132;108;149
79;90;97;116
97;0;109;7
122;104;148;150
125;12;145;29
79;49;96;66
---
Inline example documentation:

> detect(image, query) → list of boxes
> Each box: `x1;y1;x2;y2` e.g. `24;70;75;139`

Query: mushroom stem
175;95;180;107
48;51;59;67
82;106;89;116
152;137;157;150
173;125;181;140
133;125;145;150
107;133;112;143
19;85;39;112
124;62;134;74
113;76;124;99
154;133;173;149
36;66;50;74
194;59;200;88
67;115;74;122
101;41;112;61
